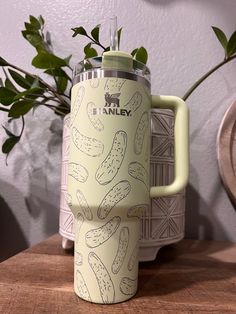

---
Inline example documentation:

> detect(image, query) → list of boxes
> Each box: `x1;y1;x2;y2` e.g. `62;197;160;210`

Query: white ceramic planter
59;111;185;260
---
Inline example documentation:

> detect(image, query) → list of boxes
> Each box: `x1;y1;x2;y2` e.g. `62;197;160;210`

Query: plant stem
5;61;70;108
86;34;106;50
182;55;236;101
19;116;25;138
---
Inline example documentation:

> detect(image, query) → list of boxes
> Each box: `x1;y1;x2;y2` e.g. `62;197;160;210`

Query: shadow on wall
0;182;28;262
185;164;232;241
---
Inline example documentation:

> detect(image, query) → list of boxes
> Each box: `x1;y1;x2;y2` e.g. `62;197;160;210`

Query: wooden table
0;235;236;313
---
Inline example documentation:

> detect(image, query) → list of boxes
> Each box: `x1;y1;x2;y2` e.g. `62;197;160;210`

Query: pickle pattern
127;204;149;219
72;127;104;157
124;91;142;113
88;252;115;304
120;277;137;296
75;251;83;266
64;192;72;208
71;86;85;126
68;162;88;183
98;180;131;219
89;78;99;88
87;102;104;131
128;242;139;272
104;78;126;92
76;269;91;301
95;131;127;185
134;112;148;154
128;161;148;189
111;227;129;274
76;189;93;220
75;213;84;243
85;216;121;248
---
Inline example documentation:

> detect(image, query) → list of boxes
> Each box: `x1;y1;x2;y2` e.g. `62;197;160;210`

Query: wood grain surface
0;234;236;313
217;100;236;205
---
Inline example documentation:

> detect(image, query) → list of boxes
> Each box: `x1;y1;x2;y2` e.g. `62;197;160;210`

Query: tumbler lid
102;51;133;71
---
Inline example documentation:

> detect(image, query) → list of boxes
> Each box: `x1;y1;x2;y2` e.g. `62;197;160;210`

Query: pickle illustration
127;204;149;219
75;251;83;266
111;227;129;274
128;242;139;272
68;162;88;183
72;127;104;157
75;213;84;243
104;78;126;92
76;189;93;220
95;130;127;185
120;277;137;296
124;91;142;113
71;86;85;126
87;102;104;131
85;216;120;248
88;252;115;304
128;162;148;189
134;112;148;154
76;270;91;301
98;180;131;219
89;78;99;88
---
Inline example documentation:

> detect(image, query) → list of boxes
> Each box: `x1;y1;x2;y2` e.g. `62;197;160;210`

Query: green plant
0;15;148;161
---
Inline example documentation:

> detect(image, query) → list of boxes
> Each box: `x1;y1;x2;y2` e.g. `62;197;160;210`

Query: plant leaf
227;30;236;57
56;77;68;94
25;74;35;85
118;27;122;49
134;46;148;64
22;33;45;51
0;56;8;66
91;24;100;42
212;26;228;53
13;87;44;100
5;78;18;92
44;68;69;78
32;52;67;69
2;136;19;154
71;27;87;37
9;100;34;118
131;48;138;57
9;69;31;89
2;125;16;137
38;15;45;26
64;55;72;66
0;87;17;105
29;15;41;30
84;43;98;58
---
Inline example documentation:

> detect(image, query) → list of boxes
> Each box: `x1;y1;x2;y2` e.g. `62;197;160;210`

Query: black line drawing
85;216;121;248
71;86;85;126
105;92;121;107
89;78;99;88
98;180;131;219
64;192;72;208
87;102;104;132
128;162;149;189
76;269;91;301
124;91;142;113
95;131;127;185
72;127;104;157
76;189;93;220
75;251;83;266
134;112;148;155
104;78;126;92
68;162;89;183
75;213;84;244
111;227;129;274
128;242;139;272
88;252;115;304
120;277;137;296
127;204;149;219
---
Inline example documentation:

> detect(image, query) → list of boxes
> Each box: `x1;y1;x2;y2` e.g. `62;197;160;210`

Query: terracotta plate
217;101;236;205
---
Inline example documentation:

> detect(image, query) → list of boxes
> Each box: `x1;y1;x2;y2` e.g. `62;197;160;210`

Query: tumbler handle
150;95;189;198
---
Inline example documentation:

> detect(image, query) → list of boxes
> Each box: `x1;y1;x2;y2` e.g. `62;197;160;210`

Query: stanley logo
90;92;132;117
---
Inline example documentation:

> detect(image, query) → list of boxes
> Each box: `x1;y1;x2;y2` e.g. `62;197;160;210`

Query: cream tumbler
67;51;189;304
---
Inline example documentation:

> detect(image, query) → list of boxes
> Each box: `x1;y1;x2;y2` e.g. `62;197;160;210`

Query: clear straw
110;16;118;51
